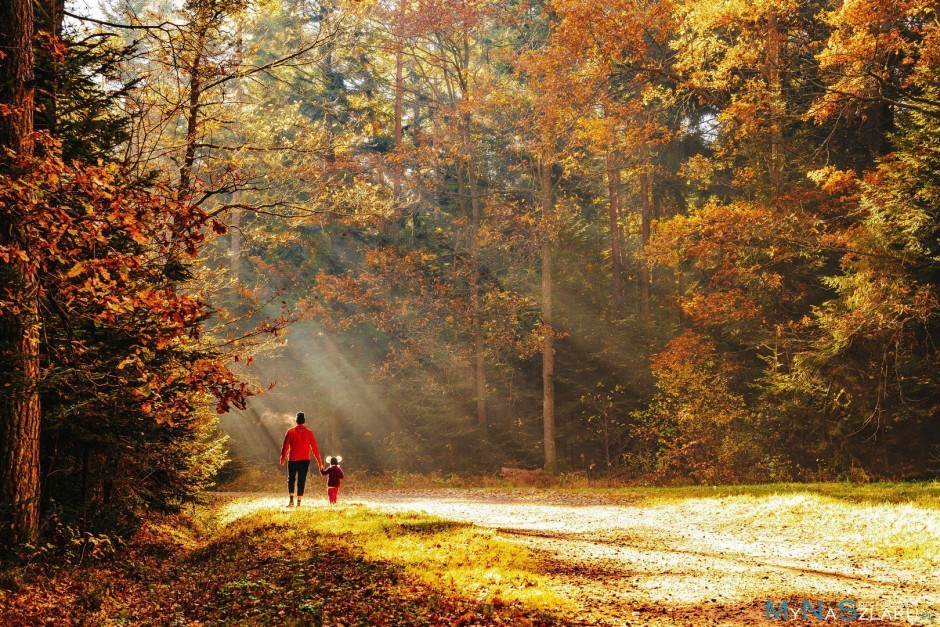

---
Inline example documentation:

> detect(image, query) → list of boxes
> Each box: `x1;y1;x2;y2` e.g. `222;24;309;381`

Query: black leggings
287;460;310;496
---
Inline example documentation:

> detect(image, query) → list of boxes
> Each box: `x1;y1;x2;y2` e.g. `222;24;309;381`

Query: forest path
347;489;939;625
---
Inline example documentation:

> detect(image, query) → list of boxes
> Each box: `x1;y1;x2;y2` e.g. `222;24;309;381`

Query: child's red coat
321;465;344;487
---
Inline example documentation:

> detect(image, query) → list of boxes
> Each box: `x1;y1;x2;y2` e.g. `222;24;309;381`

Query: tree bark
230;207;243;279
540;157;557;473
766;8;782;190
606;150;623;316
393;40;404;200
638;150;652;334
468;162;487;429
0;0;42;549
179;25;208;198
383;0;407;240
461;107;487;430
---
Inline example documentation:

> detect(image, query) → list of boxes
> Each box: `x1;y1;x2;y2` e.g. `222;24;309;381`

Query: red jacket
321;465;344;488
280;424;322;466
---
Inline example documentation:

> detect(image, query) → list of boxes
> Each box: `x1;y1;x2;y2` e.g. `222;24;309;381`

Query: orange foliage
0;136;256;421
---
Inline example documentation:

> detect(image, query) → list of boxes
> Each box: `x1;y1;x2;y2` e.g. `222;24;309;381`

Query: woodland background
1;0;939;546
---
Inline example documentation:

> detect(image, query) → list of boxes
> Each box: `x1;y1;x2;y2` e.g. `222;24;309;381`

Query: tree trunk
230;207;243;279
468;163;487;430
540;157;557;474
606;150;623;316
393;41;404;200
462;108;487;430
677;270;687;331
638;150;652;334
456;162;468;249
383;2;407;240
766;8;782;190
179;26;208;198
0;0;42;549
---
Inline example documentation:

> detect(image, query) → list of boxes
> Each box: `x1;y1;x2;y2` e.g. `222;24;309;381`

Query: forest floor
1;483;938;625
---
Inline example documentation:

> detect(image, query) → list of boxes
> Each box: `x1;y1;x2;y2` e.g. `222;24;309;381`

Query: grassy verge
561;480;940;508
213;498;569;616
0;498;563;626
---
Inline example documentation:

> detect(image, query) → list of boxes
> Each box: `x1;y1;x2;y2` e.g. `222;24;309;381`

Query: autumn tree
0;0;41;549
775;0;940;474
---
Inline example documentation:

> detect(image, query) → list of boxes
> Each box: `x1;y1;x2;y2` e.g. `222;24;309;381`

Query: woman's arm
280;431;290;466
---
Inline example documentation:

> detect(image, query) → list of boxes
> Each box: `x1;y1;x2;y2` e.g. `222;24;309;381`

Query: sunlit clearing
216;496;291;525
211;497;571;613
342;489;940;612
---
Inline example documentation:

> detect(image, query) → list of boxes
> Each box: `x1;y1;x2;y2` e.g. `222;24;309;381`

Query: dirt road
349;490;939;625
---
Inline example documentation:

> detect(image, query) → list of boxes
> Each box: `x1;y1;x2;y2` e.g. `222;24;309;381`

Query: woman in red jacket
279;412;323;507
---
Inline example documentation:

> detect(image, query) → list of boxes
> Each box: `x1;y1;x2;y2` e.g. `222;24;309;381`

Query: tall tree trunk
393;41;404;200
51;0;65;126
456;155;488;429
677;270;687;331
461;108;487;430
230;207;243;279
384;1;407;240
606;150;623;317
0;0;42;548
766;8;782;190
540;157;557;473
638;149;652;334
456;162;468;249
179;27;208;199
468;163;487;429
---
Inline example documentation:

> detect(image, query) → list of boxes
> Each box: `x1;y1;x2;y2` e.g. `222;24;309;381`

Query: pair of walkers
279;412;344;506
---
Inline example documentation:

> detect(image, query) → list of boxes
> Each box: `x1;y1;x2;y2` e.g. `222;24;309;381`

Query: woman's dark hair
330;457;338;466
296;412;305;424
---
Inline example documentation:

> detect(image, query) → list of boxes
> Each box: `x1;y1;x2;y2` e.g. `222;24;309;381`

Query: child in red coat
320;457;344;504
